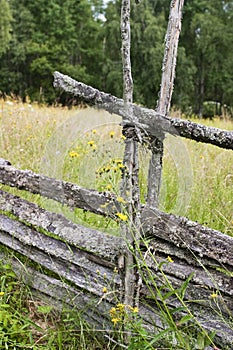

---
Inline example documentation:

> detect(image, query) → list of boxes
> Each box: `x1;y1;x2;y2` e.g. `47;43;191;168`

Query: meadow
0;99;233;349
1;99;232;235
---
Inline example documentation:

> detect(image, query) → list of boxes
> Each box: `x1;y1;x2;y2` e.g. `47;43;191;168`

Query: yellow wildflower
110;307;117;316
87;140;95;147
118;163;125;169
102;287;107;293
0;292;4;296
105;165;111;172
116;196;127;204
105;184;112;191
109;131;115;138
167;256;174;263
210;292;218;299
114;158;123;164
121;134;126;140
116;212;128;221
117;303;125;312
69;151;80;158
92;129;97;134
128;306;139;313
111;317;120;326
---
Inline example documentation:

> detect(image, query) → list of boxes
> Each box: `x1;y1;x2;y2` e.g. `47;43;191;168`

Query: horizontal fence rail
0;158;119;218
1;158;232;264
1;158;233;348
54;71;233;150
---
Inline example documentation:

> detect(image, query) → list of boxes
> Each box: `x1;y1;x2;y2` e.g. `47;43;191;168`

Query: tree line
0;0;233;116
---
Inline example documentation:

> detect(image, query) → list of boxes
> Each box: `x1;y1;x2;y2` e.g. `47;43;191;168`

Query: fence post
147;0;185;207
119;0;141;340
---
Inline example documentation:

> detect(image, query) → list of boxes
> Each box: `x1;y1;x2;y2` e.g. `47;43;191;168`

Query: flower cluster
69;150;80;158
96;158;126;176
110;303;139;326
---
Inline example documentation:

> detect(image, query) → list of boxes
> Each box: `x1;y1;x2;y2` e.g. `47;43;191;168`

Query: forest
0;0;233;116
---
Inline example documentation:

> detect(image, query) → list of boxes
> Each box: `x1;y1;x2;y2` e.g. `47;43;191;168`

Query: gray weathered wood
1;160;232;269
1;214;232;348
0;251;114;329
53;71;233;150
1;159;232;347
0;159;120;217
0;189;124;260
141;205;233;268
147;0;184;207
120;0;141;333
0;215;120;295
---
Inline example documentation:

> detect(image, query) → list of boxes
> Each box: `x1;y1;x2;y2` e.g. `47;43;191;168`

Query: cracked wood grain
0;159;120;217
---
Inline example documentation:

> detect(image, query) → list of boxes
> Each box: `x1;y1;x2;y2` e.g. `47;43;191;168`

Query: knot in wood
122;124;141;142
147;136;164;152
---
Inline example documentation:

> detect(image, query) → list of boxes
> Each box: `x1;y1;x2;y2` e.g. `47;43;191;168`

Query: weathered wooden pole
147;0;185;207
120;0;141;333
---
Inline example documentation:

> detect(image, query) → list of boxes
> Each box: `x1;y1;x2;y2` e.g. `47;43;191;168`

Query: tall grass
1;99;232;235
0;99;232;349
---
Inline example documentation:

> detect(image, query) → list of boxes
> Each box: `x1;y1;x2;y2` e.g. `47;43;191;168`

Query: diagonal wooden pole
147;0;185;208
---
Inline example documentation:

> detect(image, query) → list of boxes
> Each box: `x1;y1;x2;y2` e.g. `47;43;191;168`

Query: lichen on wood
0;160;120;217
0;189;124;260
53;72;233;150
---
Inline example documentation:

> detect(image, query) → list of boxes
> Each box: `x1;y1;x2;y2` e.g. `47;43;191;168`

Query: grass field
1;99;232;235
0;99;233;349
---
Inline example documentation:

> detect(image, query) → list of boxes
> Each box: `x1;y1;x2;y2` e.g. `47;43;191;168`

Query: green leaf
37;305;53;314
179;273;194;300
177;314;193;325
146;328;172;348
163;289;178;300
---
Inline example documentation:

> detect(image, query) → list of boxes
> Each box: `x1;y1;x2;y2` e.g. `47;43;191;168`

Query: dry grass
0;99;232;235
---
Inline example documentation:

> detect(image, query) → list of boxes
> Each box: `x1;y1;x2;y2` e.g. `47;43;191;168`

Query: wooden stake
147;0;185;208
120;0;141;341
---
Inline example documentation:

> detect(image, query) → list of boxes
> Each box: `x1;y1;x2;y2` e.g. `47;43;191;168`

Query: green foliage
0;262;35;348
0;0;103;102
0;0;12;57
181;0;233;115
0;0;232;114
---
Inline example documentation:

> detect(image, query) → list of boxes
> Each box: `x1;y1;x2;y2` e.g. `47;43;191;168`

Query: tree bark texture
1;158;232;268
0;158;120;218
53;71;233;150
0;199;232;347
120;0;141;329
0;189;124;261
147;0;185;207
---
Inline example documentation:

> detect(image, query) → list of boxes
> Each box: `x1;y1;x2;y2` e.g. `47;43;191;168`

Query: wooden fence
1;0;233;347
0;101;233;348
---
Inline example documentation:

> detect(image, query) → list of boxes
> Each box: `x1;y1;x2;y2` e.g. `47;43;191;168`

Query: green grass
0;99;233;349
1;99;232;235
0;258;111;349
